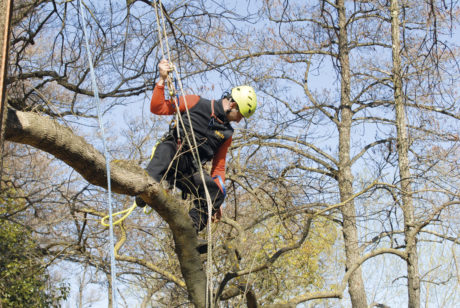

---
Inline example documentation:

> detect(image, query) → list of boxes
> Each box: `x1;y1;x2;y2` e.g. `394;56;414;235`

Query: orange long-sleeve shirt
150;83;231;191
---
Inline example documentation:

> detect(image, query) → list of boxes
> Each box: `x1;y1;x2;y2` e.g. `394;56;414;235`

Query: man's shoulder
184;94;201;103
179;95;200;110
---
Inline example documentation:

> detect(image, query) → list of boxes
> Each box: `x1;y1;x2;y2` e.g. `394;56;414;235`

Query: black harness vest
177;97;233;163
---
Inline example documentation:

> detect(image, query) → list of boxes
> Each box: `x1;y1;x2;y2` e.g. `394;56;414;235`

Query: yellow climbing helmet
231;85;257;118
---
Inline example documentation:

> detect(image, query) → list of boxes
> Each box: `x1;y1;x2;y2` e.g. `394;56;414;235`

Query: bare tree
388;1;460;307
3;1;339;306
390;1;420;306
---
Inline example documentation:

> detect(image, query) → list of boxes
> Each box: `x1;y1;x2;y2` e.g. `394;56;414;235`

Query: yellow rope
101;144;158;226
101;202;136;227
143;205;154;215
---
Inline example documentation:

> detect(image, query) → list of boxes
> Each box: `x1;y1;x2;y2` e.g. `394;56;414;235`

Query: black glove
135;196;147;208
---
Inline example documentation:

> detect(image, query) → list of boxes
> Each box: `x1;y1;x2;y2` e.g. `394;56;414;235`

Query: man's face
227;102;243;123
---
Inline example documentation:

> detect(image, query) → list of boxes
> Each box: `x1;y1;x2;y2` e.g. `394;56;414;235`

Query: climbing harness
78;0;118;307
208;99;224;129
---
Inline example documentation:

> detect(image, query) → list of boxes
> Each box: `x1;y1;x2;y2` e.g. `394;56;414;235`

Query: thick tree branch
4;108;208;307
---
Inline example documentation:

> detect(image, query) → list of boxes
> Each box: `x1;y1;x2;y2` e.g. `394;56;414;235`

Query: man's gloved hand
135;196;147;208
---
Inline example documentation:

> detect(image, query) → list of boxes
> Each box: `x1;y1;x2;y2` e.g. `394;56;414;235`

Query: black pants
141;135;224;232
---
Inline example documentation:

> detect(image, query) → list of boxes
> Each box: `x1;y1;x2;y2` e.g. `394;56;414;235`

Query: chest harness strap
209;100;224;128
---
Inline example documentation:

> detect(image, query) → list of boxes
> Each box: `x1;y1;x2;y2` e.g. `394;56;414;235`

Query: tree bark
4;108;208;307
0;0;13;186
336;1;368;307
390;1;420;307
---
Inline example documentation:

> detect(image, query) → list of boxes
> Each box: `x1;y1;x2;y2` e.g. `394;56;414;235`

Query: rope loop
101;202;137;227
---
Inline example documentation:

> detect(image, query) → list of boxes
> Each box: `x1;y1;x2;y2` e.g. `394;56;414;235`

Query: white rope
153;0;181;192
171;66;215;307
78;1;118;307
238;252;258;307
153;2;215;306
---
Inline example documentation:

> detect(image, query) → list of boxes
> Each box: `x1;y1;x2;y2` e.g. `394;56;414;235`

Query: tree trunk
0;0;13;185
390;1;420;307
0;0;13;118
336;1;368;307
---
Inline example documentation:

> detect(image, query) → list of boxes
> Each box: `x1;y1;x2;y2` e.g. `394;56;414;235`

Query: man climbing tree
135;59;257;245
